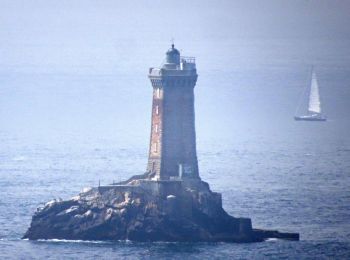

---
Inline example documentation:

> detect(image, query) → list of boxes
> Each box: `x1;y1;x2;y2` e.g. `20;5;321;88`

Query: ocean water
1;2;350;258
1;37;350;259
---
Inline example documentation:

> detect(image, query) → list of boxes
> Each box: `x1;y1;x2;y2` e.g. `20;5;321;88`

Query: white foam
12;156;27;161
36;239;111;244
265;238;280;242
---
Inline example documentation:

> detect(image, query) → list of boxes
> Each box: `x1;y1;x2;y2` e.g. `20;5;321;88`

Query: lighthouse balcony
149;69;197;77
149;66;197;78
181;56;195;64
150;56;196;72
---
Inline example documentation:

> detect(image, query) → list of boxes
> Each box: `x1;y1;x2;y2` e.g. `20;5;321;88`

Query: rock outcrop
23;177;299;242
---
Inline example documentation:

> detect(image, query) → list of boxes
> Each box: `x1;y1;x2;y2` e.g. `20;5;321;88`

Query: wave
35;239;113;244
12;156;27;161
265;238;281;242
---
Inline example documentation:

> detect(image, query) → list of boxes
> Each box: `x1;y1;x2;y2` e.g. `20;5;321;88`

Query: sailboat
294;67;326;122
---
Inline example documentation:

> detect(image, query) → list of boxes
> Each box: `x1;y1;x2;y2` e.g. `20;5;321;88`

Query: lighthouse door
178;164;183;178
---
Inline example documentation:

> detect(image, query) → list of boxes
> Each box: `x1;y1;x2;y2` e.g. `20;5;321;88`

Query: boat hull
294;116;327;122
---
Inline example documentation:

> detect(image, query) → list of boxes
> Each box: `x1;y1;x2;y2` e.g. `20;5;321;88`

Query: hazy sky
1;0;350;43
1;0;350;73
1;0;349;146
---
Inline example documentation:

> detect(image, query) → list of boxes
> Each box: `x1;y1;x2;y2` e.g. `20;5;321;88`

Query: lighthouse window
153;142;158;153
156;88;160;98
155;105;159;115
155;124;158;133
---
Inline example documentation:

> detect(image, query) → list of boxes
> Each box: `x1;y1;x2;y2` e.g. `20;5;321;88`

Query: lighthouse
147;44;200;181
24;44;300;243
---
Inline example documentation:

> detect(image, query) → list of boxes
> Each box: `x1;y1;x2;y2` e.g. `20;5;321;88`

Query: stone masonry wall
147;86;163;177
161;76;199;179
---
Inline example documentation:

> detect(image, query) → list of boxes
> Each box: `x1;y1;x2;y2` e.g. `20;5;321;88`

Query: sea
1;2;350;259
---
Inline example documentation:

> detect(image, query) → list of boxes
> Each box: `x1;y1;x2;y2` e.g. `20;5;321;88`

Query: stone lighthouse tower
147;44;199;181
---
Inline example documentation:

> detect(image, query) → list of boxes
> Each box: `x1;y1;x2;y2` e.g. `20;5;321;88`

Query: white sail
308;71;321;114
